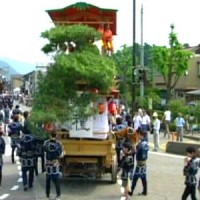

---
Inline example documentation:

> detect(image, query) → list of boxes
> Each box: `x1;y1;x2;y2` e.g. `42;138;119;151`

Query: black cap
123;142;132;151
186;146;197;154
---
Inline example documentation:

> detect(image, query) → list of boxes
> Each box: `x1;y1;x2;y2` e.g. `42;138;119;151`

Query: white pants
153;131;160;151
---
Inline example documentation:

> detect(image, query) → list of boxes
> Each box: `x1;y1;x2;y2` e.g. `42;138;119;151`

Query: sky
0;0;200;68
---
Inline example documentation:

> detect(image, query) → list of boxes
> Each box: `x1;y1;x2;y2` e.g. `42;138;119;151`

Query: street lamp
132;0;136;116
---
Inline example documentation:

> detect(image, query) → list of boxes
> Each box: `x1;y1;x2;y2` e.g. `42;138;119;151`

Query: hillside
0;58;35;76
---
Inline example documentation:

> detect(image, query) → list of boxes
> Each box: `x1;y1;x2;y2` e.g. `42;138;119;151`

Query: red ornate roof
46;2;117;35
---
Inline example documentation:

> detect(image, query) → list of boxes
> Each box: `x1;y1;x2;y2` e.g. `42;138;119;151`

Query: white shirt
164;110;171;121
153;118;161;133
142;114;151;125
133;115;142;131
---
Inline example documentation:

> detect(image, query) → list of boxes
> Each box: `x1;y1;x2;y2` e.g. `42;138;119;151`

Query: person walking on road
152;112;161;152
128;130;149;197
0;131;5;187
141;110;151;141
18;130;36;191
182;146;199;200
163;107;171;139
44;131;62;200
35;133;46;175
174;113;185;142
132;111;142;132
8;115;23;163
119;142;135;200
3;104;11;134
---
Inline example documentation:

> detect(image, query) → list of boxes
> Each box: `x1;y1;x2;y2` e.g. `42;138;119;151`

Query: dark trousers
11;147;16;163
35;155;45;175
46;174;61;198
182;185;197;200
0;166;2;186
22;167;34;188
116;147;121;166
131;174;147;194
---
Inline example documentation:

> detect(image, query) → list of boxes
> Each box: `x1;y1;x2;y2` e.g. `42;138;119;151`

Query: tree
112;45;133;104
112;43;153;106
151;25;193;101
31;25;116;123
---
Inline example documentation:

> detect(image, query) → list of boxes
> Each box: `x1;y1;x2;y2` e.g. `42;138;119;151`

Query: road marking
10;185;19;191
0;194;10;199
17;166;21;171
17;178;22;183
5;145;11;157
18;171;22;176
117;179;122;186
16;161;20;165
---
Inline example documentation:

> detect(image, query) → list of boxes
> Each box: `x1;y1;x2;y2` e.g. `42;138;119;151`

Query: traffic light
138;68;143;81
138;68;146;83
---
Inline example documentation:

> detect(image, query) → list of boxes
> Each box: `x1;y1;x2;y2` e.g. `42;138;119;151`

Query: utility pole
132;0;136;117
140;4;144;98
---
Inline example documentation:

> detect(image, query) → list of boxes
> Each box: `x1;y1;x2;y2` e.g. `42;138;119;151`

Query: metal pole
132;0;136;117
140;4;144;98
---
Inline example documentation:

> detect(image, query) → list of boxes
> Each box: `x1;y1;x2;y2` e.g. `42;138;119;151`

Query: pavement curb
184;135;200;141
166;141;200;155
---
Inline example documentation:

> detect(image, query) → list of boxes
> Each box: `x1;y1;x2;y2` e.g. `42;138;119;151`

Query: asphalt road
0;103;198;200
0;138;196;200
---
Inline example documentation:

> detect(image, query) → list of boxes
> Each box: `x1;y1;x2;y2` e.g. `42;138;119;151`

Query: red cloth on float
108;102;117;114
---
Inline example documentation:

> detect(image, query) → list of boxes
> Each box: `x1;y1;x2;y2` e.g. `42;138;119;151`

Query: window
197;61;200;76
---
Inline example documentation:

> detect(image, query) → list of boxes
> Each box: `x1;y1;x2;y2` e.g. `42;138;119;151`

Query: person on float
102;24;114;54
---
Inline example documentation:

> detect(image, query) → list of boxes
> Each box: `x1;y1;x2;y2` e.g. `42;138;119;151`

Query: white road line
18;171;22;176
17;166;21;171
0;194;10;199
17;178;22;183
117;179;122;186
16;161;20;165
10;185;19;191
5;144;11;157
120;187;125;194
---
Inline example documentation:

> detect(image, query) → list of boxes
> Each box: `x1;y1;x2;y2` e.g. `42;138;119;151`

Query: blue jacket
136;138;149;161
19;134;36;158
44;139;62;161
8;122;22;136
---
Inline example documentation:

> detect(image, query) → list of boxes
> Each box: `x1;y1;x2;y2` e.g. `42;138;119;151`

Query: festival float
30;2;137;183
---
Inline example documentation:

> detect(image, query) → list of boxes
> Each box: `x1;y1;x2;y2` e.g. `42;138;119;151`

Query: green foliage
32;25;116;123
112;45;132;102
168;99;189;118
151;25;194;100
112;44;153;107
137;89;161;110
189;103;200;122
169;123;176;132
41;25;101;53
